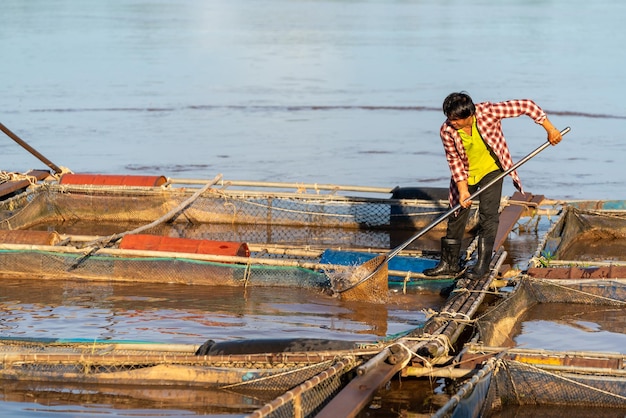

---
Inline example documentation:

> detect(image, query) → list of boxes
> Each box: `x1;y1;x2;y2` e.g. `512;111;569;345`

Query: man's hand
457;181;472;208
542;118;563;145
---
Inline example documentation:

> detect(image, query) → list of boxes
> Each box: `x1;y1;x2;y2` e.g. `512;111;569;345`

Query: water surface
0;0;624;416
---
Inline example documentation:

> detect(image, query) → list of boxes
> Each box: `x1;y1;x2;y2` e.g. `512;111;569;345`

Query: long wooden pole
0;122;63;174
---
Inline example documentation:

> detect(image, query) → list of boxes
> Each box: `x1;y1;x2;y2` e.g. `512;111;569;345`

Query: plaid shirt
439;99;547;207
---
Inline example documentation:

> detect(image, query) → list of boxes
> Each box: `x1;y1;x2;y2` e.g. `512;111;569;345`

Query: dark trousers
445;170;503;241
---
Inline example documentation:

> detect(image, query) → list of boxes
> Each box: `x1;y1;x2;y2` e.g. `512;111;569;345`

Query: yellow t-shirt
458;117;500;185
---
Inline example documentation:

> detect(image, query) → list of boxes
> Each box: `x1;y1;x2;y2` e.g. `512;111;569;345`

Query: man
424;92;563;280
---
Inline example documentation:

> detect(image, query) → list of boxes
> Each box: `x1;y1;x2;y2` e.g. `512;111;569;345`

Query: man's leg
466;171;503;280
423;207;471;276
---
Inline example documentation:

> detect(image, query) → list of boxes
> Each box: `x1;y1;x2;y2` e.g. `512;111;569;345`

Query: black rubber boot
465;237;495;280
423;238;462;277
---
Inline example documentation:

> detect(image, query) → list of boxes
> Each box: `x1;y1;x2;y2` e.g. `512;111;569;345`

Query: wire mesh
0;249;330;288
484;358;626;411
0;340;367;394
0;184;456;232
470;277;626;413
249;357;358;418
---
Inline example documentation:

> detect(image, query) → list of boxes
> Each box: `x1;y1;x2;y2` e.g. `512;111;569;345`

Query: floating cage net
481;357;626;412
0;183;455;232
463;277;626;412
0;248;330;288
249;357;357;418
0;183;462;289
0;184;466;251
0;340;363;417
536;205;626;263
476;277;626;348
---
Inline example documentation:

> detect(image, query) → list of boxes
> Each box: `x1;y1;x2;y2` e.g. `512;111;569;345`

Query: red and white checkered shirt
439;99;547;207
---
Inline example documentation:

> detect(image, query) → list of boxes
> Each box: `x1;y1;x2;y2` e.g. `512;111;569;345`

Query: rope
399;333;455;365
395;341;434;368
0;171;40;185
504;199;540;209
220;359;335;389
243;259;252;287
0;171;13;184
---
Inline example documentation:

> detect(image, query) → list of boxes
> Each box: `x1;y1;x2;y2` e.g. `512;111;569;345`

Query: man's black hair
443;92;476;120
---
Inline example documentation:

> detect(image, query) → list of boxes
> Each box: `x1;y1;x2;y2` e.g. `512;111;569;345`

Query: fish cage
0;337;384;417
0;181;458;230
446;277;626;416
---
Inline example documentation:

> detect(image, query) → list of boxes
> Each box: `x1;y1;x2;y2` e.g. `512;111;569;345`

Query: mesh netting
0;183;474;255
0;183;463;292
249;357;357;418
0;183;456;232
0;339;364;417
327;254;389;303
476;277;626;347
0;340;366;390
0;249;329;288
467;277;626;411
535;205;626;263
483;358;626;410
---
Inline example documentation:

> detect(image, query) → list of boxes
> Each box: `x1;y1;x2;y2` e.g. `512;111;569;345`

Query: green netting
0;249;329;288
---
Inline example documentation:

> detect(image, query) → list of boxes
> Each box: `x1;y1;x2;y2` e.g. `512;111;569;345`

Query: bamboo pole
168;178;396;195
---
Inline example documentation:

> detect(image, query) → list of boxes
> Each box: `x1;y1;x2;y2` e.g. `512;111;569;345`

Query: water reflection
514;303;626;353
0;279;437;345
0;380;254;417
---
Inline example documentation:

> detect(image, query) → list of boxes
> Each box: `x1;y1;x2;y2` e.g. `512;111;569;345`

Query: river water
1;1;625;416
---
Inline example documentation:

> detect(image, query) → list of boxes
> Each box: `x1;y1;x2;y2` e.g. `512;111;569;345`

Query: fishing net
248;357;358;418
532;205;626;264
459;277;626;413
0;183;456;234
0;182;456;295
482;357;626;411
0;338;367;417
325;254;389;303
475;277;626;348
0;247;330;288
